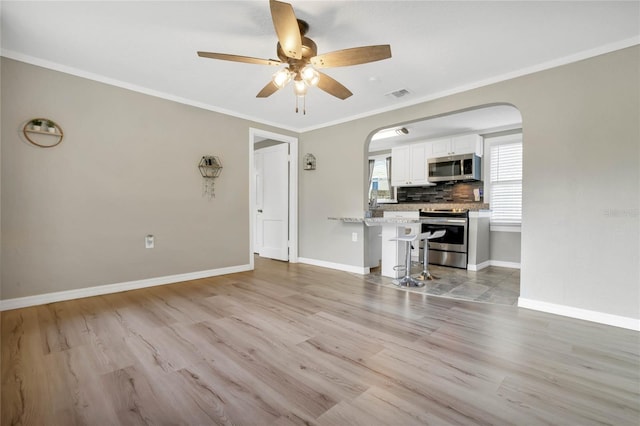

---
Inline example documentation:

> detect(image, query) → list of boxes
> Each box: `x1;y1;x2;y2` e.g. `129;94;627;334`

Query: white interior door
254;151;264;253
255;143;289;261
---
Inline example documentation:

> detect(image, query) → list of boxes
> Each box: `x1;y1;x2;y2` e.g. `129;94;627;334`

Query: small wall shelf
198;156;223;178
303;153;316;170
23;118;64;148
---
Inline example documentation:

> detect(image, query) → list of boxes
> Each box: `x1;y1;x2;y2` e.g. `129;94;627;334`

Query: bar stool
390;233;424;287
416;230;446;281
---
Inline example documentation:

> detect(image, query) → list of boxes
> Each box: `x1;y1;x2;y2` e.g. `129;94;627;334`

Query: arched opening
364;104;523;305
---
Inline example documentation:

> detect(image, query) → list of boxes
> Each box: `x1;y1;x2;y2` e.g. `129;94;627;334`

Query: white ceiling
2;1;639;133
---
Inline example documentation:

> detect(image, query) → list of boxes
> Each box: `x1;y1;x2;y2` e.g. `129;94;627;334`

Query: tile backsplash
397;181;484;203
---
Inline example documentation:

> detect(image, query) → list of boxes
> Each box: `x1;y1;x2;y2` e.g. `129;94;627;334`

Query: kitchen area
334;105;523;305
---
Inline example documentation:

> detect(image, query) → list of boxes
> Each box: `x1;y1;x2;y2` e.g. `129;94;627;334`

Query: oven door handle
421;218;467;225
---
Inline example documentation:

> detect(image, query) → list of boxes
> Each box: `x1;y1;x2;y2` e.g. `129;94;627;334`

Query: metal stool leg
417;239;438;281
393;240;424;288
415;230;445;281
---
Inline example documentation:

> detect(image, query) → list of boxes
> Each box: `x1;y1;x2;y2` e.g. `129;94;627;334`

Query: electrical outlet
352;232;358;242
145;235;155;248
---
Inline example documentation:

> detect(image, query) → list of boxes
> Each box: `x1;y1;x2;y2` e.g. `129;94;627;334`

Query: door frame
249;128;298;268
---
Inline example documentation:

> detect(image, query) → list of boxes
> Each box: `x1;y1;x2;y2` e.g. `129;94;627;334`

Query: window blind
490;142;522;223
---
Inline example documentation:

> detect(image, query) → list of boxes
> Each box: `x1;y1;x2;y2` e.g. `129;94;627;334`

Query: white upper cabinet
429;138;453;158
391;134;483;187
391;142;430;186
428;134;483;158
391;145;411;184
453;134;483;156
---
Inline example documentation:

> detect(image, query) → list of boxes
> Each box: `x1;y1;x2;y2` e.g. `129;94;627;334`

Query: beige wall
299;46;639;320
0;55;3;302
0;58;292;299
490;231;521;265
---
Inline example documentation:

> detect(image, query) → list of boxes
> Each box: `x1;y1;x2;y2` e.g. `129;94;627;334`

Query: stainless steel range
419;209;469;269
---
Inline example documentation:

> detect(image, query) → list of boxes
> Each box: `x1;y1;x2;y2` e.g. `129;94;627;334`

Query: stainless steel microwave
427;153;481;182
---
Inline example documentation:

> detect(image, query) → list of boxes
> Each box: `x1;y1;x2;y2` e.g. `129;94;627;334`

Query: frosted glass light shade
294;79;308;95
273;68;293;88
301;65;320;86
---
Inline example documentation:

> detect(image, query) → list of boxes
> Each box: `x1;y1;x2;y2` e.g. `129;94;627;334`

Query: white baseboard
468;260;520;271
297;257;370;275
0;264;252;311
467;261;491;271
518;297;640;331
490;260;521;269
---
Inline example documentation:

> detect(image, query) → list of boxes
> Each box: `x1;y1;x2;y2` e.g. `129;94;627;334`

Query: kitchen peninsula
330;202;490;278
330;214;421;278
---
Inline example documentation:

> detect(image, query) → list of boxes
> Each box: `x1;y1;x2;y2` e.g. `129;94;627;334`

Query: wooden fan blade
310;45;391;68
317;72;352;100
256;81;280;98
197;51;282;66
270;0;302;60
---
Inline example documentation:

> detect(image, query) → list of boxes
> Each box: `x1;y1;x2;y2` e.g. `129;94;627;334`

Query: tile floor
365;262;520;306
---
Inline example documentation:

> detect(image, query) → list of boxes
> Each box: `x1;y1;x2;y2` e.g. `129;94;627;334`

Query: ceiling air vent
386;88;411;99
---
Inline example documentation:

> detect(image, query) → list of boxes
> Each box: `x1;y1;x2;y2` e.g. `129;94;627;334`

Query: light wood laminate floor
2;257;639;425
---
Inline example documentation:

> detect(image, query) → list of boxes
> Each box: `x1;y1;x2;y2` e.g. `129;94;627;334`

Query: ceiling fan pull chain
303;96;306;115
295;96;299;113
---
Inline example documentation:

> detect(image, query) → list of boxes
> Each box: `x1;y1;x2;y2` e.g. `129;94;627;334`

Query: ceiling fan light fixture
273;67;293;89
301;65;320;87
371;127;409;141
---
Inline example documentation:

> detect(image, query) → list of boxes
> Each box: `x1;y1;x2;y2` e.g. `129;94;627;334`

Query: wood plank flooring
2;257;639;425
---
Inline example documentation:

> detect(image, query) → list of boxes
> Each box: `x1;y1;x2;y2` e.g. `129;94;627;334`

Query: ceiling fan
197;0;392;114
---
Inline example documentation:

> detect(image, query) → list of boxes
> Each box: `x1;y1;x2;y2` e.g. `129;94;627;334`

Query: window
368;155;396;204
485;134;522;229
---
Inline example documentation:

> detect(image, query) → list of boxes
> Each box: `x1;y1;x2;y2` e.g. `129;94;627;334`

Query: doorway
249;128;298;269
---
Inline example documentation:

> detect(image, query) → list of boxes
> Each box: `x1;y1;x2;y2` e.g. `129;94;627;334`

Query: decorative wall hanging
303;153;316;170
198;156;223;199
23;118;64;148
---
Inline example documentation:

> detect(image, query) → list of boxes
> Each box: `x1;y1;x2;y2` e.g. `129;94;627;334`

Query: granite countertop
330;202;491;224
328;217;421;225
